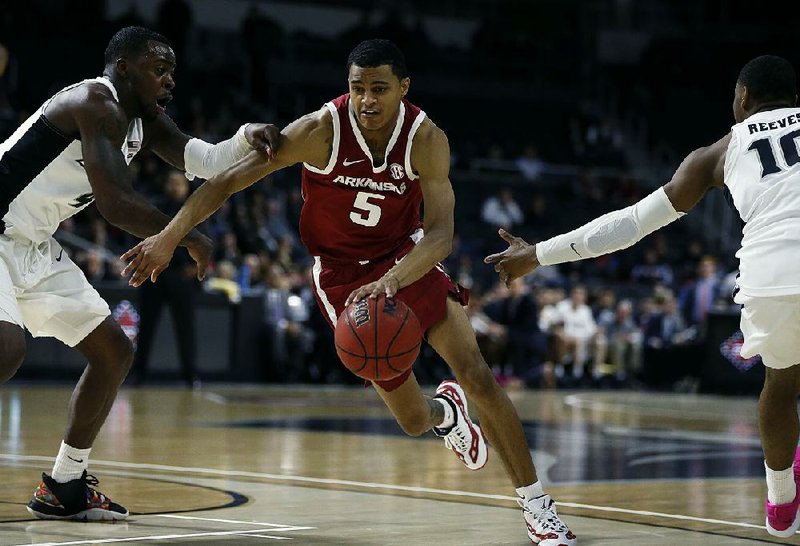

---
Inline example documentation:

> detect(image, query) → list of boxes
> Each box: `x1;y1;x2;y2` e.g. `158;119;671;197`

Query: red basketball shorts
311;243;469;391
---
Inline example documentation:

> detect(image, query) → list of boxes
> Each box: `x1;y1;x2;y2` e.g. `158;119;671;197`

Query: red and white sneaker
520;495;577;545
432;380;488;470
765;447;800;537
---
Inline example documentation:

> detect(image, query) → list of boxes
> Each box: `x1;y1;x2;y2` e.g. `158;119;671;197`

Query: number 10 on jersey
350;192;385;227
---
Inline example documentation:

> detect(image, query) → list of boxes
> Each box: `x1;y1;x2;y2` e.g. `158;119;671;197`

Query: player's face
127;41;176;121
348;64;409;132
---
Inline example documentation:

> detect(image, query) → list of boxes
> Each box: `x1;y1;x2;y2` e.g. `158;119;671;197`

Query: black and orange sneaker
27;471;128;521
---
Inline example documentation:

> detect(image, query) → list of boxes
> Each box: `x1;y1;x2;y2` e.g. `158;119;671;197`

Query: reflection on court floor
0;386;796;545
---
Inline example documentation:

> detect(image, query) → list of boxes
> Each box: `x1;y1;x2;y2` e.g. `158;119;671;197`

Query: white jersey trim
404;111;426;181
348;101;406;173
94;77;119;102
312;256;338;324
303;102;340;175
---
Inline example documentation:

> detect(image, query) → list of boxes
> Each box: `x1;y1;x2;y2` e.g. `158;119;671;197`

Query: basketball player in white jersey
486;55;800;538
0;26;277;520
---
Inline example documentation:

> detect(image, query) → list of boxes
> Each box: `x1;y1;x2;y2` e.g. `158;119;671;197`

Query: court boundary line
0;453;788;536
12;527;304;546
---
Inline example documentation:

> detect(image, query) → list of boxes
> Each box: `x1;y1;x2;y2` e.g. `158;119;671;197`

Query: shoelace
444;421;470;453
81;473;107;502
518;498;569;533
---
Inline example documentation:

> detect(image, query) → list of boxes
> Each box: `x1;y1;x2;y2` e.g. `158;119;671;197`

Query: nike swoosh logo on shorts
570;243;582;257
343;158;365;166
55;249;64;262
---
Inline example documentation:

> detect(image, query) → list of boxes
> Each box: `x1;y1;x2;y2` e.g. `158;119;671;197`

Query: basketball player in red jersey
120;39;576;545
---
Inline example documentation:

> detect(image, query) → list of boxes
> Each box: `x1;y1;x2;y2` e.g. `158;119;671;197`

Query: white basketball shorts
0;235;110;347
735;291;800;369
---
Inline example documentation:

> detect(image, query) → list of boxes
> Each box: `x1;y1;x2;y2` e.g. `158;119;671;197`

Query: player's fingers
346;289;362;305
157;263;170;282
498;228;516;243
130;261;151;287
120;257;137;278
369;284;382;299
120;252;143;277
484;252;502;264
120;243;142;263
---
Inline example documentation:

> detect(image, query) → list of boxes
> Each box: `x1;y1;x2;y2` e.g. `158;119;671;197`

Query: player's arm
73;90;211;254
484;133;731;285
346;120;454;304
144;113;281;176
121;108;333;287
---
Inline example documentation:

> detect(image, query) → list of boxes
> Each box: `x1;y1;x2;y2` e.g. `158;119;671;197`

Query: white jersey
724;107;800;296
0;77;143;244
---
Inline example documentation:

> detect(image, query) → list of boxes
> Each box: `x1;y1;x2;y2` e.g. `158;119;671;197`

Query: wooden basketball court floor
0;384;796;545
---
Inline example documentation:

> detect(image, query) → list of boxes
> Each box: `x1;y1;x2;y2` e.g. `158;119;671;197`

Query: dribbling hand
344;273;400;307
483;229;539;287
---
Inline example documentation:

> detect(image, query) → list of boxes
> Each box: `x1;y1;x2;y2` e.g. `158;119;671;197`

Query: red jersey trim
303;102;340;175
404;111;427;181
347;101;406;174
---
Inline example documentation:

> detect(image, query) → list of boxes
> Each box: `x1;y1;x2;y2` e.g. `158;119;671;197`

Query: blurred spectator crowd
1;0;786;389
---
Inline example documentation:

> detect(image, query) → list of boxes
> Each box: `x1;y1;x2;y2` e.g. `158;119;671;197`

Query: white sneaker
432;380;488;470
520;495;577;545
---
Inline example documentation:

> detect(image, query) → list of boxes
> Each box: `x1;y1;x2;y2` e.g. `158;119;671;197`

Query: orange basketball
335;295;422;381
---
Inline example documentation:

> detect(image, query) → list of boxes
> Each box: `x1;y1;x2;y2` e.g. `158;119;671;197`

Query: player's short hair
737;55;797;103
104;26;171;65
347;39;408;80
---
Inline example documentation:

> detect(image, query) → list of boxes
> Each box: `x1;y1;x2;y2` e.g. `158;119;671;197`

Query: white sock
516;481;545;502
51;441;91;483
434;397;455;429
765;461;796;504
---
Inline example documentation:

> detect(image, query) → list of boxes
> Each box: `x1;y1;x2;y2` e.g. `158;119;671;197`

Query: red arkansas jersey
300;94;427;262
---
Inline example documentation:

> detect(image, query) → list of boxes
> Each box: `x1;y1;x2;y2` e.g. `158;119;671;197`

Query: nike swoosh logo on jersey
343;158;365;166
55;248;64;262
570;243;582;257
395;255;405;265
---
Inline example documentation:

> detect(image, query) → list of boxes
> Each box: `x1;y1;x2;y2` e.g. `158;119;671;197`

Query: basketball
335;295;422;381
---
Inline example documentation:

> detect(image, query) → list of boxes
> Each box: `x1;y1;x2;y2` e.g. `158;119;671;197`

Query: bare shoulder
414;117;448;151
685;132;732;187
45;81;125;139
288;106;332;139
279;106;333;167
411;117;450;171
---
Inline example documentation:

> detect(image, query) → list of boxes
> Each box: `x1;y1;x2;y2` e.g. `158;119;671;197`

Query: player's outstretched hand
120;233;180;287
484;229;539;287
244;123;282;161
345;273;400;306
187;234;213;282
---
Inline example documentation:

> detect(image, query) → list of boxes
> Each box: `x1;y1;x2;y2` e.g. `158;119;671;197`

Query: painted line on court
0;453;784;535
12;527;300;546
154;514;313;529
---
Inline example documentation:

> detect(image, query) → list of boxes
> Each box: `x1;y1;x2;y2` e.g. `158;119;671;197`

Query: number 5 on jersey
350;191;385;227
